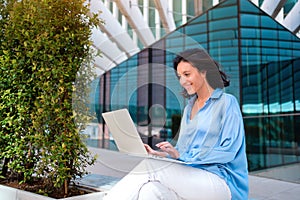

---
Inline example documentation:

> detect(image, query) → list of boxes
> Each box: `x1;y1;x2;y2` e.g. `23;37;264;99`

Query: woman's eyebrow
178;70;190;75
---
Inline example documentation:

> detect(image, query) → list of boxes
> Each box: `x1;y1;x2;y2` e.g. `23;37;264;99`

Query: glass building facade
92;0;300;172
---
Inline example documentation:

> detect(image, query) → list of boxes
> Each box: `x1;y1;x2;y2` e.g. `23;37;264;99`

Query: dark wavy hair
173;48;230;95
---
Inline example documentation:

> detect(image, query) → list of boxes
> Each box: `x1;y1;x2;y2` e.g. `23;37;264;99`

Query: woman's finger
156;141;171;148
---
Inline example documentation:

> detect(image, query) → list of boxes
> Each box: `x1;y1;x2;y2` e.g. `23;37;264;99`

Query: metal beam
89;0;139;57
92;53;115;76
282;1;300;33
153;0;176;33
91;28;127;63
91;28;128;73
92;63;106;76
261;0;287;18
115;0;155;47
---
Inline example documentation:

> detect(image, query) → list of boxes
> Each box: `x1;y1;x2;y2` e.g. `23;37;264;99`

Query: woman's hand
155;141;180;159
144;144;168;157
144;142;180;159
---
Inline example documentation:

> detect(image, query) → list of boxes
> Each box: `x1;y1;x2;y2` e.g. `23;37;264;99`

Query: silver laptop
102;108;186;164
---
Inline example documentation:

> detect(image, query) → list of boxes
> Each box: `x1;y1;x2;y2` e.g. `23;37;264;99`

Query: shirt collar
211;88;223;99
188;88;223;105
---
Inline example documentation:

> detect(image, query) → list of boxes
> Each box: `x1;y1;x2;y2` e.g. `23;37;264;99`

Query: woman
104;48;248;200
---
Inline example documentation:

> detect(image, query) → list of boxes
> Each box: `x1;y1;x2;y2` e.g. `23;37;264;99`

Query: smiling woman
176;61;211;118
173;48;229;98
104;48;249;200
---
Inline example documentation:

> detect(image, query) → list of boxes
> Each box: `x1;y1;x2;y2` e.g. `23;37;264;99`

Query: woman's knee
137;181;182;200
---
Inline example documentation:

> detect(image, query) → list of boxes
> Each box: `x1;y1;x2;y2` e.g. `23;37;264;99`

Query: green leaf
0;0;99;195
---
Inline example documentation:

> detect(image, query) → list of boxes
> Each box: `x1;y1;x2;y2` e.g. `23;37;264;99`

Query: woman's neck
197;85;214;101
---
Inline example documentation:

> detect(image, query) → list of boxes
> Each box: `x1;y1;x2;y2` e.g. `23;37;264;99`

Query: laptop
102;108;186;164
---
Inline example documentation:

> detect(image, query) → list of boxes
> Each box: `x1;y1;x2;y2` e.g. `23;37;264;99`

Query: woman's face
176;61;206;95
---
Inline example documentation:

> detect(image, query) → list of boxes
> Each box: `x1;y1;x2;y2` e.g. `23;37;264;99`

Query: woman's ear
200;70;207;77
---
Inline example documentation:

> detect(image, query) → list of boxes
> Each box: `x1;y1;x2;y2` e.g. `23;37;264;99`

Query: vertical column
155;9;161;39
143;0;149;24
182;0;187;24
194;0;203;16
112;1;118;19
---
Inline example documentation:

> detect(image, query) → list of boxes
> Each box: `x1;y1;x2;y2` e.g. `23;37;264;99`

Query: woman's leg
103;159;159;200
136;180;183;200
104;158;231;200
153;162;231;200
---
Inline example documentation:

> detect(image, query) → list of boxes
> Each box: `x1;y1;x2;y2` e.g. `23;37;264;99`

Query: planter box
0;184;106;200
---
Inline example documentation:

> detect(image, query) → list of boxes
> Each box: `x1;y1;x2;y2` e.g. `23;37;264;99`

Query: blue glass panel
294;59;300;111
241;28;260;39
185;23;206;35
244;117;268;170
210;38;238;48
261;29;278;39
209;3;237;20
210;30;238;40
189;34;207;44
261;15;280;29
209;18;238;31
210;47;238;57
240;0;261;14
189;14;206;25
241;14;260;27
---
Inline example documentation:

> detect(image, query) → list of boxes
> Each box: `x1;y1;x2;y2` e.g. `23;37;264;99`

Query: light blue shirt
175;88;248;200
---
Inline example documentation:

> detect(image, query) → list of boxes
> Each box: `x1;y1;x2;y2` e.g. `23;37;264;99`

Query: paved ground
81;147;300;200
248;162;300;200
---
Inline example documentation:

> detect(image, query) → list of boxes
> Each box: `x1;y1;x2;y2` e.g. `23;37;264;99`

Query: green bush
0;0;101;197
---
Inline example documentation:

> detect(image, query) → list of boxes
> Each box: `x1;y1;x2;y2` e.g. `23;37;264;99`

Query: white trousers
104;158;231;200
